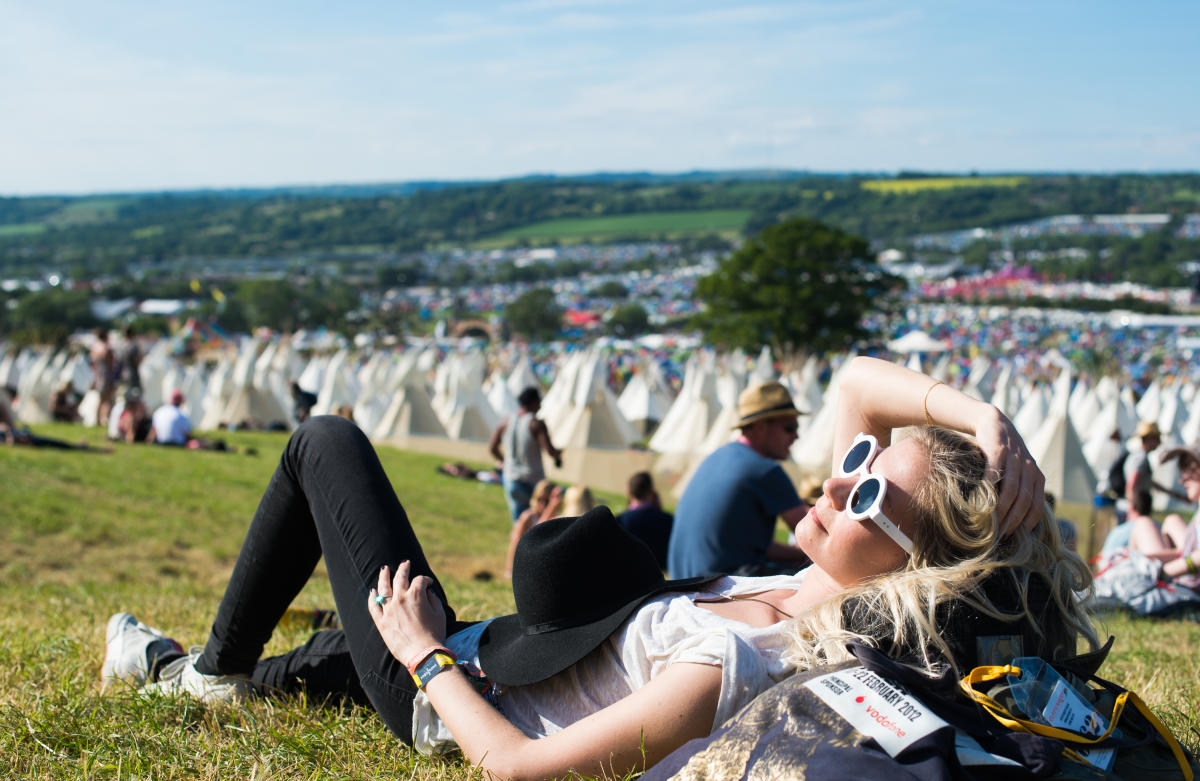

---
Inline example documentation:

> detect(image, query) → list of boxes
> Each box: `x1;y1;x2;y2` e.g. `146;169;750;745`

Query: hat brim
477;573;720;686
732;407;802;430
1163;447;1200;467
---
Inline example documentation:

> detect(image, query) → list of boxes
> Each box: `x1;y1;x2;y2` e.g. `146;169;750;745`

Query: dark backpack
1106;449;1129;499
647;641;1197;781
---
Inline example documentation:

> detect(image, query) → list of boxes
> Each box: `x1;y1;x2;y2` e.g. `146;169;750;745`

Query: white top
151;404;191;445
412;571;805;755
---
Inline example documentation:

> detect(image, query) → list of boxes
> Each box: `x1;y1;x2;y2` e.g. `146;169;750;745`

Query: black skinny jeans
193;415;469;742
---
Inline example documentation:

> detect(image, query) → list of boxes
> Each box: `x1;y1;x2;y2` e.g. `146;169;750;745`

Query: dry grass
2;424;1198;777
0;425;522;779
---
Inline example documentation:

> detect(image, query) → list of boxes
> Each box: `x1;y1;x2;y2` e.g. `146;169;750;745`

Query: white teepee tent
617;360;674;436
552;353;640;450
1028;368;1097;505
648;353;721;455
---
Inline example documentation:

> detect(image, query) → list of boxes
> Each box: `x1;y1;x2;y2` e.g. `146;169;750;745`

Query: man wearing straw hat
1122;421;1170;521
668;381;811;578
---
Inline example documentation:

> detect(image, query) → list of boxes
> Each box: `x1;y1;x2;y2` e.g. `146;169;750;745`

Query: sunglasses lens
843;439;872;474
850;477;881;515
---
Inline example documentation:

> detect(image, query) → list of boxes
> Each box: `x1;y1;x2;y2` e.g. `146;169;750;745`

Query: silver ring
374;593;391;606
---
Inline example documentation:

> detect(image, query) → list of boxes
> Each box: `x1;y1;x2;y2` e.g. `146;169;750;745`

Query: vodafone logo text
865;705;907;738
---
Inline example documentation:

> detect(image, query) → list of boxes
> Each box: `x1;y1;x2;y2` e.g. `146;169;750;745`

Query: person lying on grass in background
0;420;112;451
101;356;1095;781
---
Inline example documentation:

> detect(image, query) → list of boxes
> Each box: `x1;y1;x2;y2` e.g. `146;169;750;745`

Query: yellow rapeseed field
862;176;1029;194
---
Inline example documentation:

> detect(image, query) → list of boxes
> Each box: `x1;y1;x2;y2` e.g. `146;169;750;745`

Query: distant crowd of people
480;381;817;583
24;346;1200;597
472;373;1200;612
1094;418;1200;583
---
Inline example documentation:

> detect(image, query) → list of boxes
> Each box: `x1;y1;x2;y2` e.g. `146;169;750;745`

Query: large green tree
504;287;563;342
606;302;649;337
693;217;900;357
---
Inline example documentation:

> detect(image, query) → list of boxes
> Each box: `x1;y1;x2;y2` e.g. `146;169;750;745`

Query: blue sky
2;0;1198;195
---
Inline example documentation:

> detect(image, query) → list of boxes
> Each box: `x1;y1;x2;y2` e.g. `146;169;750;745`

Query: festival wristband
409;647;457;690
405;644;453;675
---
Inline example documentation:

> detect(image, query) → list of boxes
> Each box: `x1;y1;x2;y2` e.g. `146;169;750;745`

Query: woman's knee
1163;514;1188;545
291;414;368;452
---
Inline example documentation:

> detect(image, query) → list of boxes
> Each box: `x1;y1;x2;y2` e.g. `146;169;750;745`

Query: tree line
4;173;1199;280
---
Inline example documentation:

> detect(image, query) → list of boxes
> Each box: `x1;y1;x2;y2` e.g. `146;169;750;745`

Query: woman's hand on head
975;407;1045;537
368;561;447;665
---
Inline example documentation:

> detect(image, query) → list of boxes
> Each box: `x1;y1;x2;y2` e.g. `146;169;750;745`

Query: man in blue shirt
668;381;811;578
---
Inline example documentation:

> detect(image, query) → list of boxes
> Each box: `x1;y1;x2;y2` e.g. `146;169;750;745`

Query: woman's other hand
368;561;448;665
975;407;1045;537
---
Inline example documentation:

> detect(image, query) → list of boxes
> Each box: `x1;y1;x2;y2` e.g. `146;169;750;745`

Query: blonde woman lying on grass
102;357;1094;780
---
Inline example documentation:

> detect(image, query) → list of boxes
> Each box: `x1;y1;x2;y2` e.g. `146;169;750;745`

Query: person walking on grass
488;386;562;523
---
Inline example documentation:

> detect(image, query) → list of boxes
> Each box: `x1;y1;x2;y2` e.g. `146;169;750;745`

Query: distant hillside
2;171;1199;281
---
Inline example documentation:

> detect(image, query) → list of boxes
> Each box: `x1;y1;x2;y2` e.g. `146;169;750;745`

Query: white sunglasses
836;433;915;555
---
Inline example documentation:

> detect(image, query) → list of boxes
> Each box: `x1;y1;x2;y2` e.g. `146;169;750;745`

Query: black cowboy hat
477;505;720;686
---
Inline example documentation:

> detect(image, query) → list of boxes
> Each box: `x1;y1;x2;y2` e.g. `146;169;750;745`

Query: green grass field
2;424;1199;778
0;198;131;240
477;209;751;248
0;223;47;237
49;198;130;225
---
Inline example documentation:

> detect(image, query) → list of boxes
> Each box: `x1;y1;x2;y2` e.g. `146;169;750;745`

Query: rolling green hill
2;171;1199;287
479;208;752;247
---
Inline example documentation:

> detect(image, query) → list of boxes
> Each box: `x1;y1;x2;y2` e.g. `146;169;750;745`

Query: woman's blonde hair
787;426;1098;674
531;479;556;507
562;485;596;517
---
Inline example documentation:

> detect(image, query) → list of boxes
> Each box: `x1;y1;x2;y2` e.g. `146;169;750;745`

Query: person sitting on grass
148;390;193;446
116;388;153;444
1126;491;1192;563
617;471;674;571
1159;441;1200;581
560;484;595;517
51;381;82;423
1104;443;1200;582
100;357;1095;781
503;482;596;578
503;479;562;578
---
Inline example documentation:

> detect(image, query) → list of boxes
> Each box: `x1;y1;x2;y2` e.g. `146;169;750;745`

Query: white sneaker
140;647;251;704
101;612;183;691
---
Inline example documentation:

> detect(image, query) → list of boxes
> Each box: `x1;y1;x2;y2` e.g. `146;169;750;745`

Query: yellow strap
961;667;1193;781
959;675;1124;744
961;664;1021;687
1128;690;1193;781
